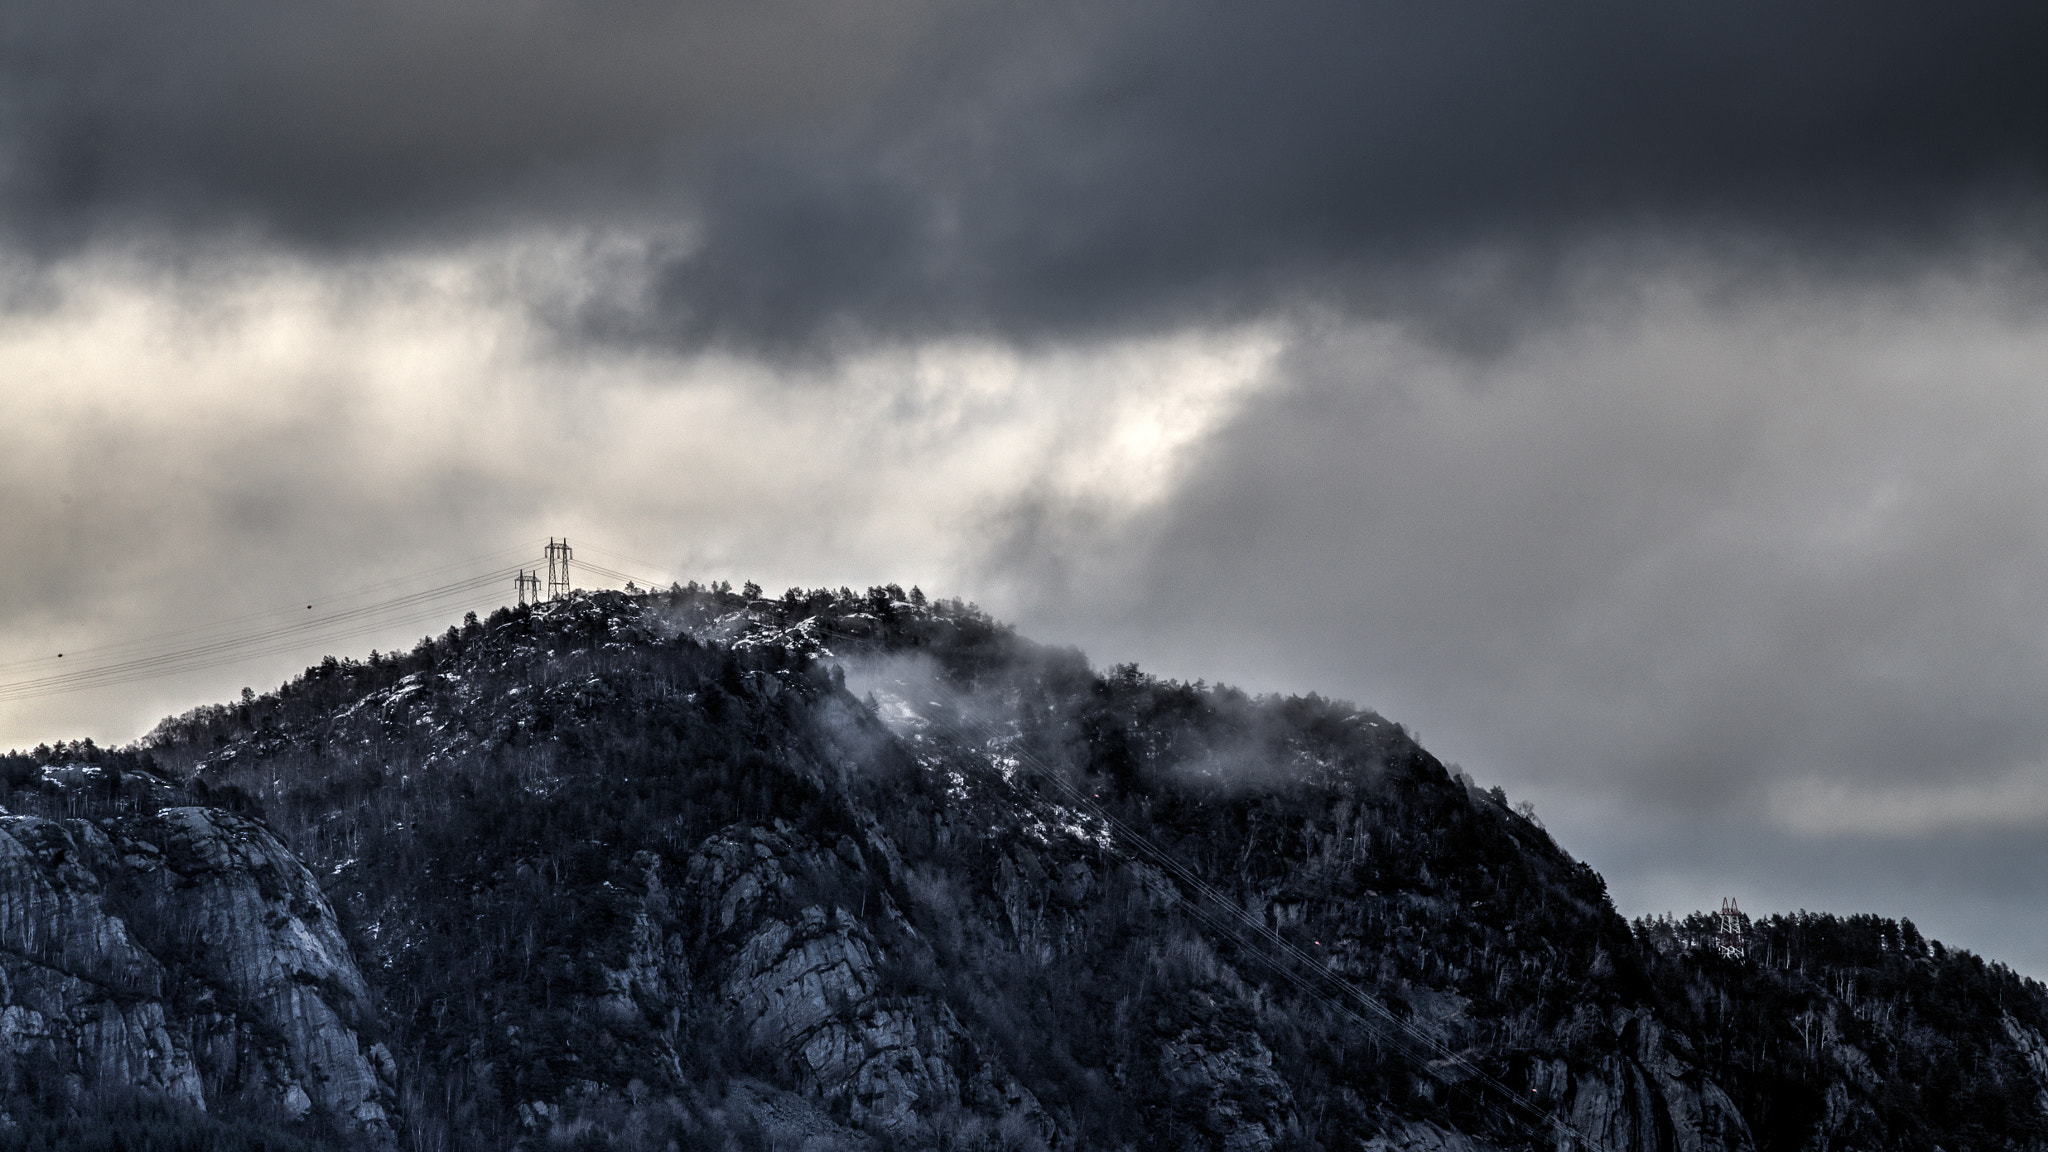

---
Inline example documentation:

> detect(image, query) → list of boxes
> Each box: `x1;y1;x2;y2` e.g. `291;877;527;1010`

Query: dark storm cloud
656;0;2048;350
0;0;949;249
10;0;2047;347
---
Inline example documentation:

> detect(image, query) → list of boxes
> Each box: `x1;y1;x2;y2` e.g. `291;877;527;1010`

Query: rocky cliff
0;801;393;1144
2;584;2042;1151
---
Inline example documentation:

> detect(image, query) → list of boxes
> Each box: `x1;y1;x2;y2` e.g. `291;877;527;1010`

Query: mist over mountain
1;585;2043;1152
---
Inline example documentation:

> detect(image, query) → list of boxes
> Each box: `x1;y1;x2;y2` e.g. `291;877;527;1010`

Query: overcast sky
6;0;2048;974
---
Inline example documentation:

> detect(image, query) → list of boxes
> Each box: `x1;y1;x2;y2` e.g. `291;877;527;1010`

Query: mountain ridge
0;582;2041;1151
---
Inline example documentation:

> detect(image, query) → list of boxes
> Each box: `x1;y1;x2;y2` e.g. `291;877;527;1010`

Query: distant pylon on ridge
545;538;573;601
515;569;541;607
1718;896;1747;959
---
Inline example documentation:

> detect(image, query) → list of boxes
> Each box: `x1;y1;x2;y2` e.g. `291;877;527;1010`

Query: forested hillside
1;584;2043;1151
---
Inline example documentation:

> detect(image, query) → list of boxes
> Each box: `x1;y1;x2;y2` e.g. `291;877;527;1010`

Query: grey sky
4;2;2048;974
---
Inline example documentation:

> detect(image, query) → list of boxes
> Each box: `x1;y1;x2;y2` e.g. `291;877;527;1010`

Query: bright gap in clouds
990;242;2048;976
5;233;2048;977
0;238;1280;751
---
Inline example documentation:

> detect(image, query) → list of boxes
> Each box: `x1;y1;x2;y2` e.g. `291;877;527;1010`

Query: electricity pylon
545;539;573;601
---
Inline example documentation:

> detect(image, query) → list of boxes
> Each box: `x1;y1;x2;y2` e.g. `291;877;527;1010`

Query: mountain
2;584;2045;1151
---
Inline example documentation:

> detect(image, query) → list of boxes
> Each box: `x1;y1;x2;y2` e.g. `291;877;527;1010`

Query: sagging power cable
0;542;545;677
0;548;544;704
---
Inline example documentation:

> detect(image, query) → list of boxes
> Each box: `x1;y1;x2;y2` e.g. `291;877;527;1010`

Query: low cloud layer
6;3;2048;974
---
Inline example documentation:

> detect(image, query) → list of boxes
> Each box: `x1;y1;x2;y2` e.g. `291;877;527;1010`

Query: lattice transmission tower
1718;897;1748;959
514;569;541;607
545;538;574;601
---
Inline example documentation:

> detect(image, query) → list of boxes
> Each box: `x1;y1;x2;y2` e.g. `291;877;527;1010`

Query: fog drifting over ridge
5;0;2048;975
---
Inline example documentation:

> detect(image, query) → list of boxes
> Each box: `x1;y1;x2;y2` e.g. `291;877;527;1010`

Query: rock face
0;807;393;1142
1514;1013;1753;1152
0;814;202;1112
683;824;1051;1148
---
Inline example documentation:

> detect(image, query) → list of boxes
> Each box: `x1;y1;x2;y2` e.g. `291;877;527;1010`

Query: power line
2;567;517;692
573;542;685;588
0;541;544;677
0;536;692;706
0;537;702;707
0;598;508;705
573;559;662;589
0;565;530;703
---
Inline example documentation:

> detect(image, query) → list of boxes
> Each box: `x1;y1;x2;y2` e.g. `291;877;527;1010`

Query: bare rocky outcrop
0;807;393;1142
2005;1013;2048;1116
1156;1031;1294;1152
683;823;1051;1148
0;815;203;1113
1525;1012;1752;1152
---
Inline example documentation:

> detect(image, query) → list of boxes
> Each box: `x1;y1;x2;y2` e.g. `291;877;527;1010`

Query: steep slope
0;780;395;1145
4;583;2044;1151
